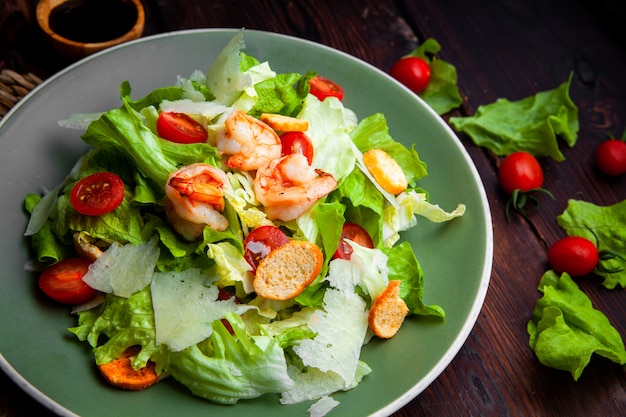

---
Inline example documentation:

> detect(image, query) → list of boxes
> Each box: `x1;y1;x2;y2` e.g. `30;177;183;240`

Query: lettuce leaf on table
556;199;626;289
449;73;578;161
527;271;626;380
406;38;464;115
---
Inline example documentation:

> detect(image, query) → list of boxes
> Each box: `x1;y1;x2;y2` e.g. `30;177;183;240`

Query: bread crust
368;280;409;338
98;346;160;391
363;148;408;195
253;240;323;300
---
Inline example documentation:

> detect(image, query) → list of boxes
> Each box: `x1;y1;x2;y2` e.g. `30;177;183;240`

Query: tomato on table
498;152;544;194
497;152;552;220
70;172;125;216
333;223;374;260
548;236;599;277
39;258;98;304
280;131;314;165
594;138;626;176
243;225;290;273
309;75;344;101
389;56;431;94
157;112;208;144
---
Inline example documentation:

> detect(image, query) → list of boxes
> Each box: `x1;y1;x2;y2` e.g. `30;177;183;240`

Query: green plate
0;29;492;416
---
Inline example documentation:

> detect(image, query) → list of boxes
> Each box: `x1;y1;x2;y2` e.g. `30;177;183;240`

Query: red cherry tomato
243;225;290;273
498;152;544;195
548;236;599;277
390;56;431;94
594;139;626;176
70;172;125;216
39;258;97;304
333;223;374;260
156;112;208;144
280;131;315;165
309;75;344;101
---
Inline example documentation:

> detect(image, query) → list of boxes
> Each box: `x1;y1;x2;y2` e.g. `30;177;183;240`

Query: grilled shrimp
164;163;229;241
216;110;282;171
253;153;337;221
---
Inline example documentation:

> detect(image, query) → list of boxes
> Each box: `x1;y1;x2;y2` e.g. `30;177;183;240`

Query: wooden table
2;0;625;415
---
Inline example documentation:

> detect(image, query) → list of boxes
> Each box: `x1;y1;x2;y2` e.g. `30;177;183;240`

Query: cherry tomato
498;152;544;195
39;258;98;304
548;236;599;277
333;223;374;260
309;75;344;101
280;131;314;165
70;172;125;216
156;112;208;144
243;225;290;273
390;56;431;94
594;139;626;176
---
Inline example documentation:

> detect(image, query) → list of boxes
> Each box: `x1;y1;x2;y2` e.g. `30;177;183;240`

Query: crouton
260;113;309;132
254;240;323;300
363;148;408;195
368;280;409;339
98;346;159;391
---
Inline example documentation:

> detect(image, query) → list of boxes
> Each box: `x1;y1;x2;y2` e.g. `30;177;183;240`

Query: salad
23;31;465;415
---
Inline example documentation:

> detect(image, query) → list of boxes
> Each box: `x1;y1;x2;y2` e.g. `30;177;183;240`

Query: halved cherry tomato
548;236;599;277
243;225;290;273
309;75;344;101
390;56;431;94
333;223;374;260
280;131;314;165
498;152;544;195
156;112;208;144
70;172;125;216
39;258;97;304
594;139;626;176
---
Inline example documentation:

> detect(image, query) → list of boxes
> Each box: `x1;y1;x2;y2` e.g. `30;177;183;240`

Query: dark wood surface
2;0;625;416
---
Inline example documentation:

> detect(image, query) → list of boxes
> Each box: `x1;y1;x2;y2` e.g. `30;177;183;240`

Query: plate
0;29;492;416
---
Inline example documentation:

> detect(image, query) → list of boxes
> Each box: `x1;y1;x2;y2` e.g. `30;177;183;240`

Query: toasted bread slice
260;113;309;132
254;240;323;300
368;280;409;338
98;346;159;391
363;148;408;195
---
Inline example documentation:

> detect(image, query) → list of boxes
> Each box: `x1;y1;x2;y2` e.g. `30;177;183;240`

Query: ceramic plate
0;29;492;417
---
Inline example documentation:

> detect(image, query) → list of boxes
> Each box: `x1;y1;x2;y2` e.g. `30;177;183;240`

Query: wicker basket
0;69;43;119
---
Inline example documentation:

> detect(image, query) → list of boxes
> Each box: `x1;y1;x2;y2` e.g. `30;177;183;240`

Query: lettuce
82;99;220;188
168;315;293;404
406;38;463;115
449;73;579;161
383;190;465;247
556;199;626;289
527;271;626;380
384;242;445;318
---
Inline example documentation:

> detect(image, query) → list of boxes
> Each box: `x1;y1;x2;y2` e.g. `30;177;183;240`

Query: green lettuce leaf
407;38;463;115
383;242;444;318
556;199;626;289
449;73;579;161
527;271;626;380
168;314;293;404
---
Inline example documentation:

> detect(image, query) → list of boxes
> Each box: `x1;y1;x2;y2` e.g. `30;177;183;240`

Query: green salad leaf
527;271;626;380
406;38;463;115
449;73;579;161
556;199;626;289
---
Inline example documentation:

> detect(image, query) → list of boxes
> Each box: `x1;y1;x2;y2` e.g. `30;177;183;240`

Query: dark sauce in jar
48;0;138;43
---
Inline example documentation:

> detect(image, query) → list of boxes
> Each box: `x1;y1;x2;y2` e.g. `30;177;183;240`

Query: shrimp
164;163;229;241
216;110;282;171
253;153;338;221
